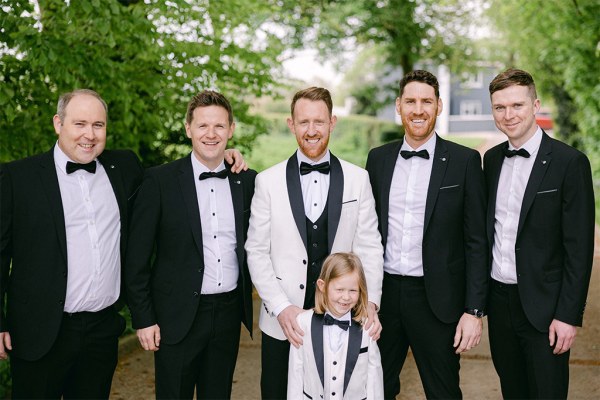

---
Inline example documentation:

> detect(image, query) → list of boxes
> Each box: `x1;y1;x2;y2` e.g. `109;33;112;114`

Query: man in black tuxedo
0;89;144;398
125;90;255;399
484;68;595;399
366;70;489;399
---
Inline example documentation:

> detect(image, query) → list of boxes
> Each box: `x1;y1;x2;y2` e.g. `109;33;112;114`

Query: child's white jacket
288;310;384;400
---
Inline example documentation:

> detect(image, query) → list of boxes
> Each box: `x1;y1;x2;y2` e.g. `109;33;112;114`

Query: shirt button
218;259;221;262
332;392;336;396
314;180;317;183
302;260;307;265
214;235;217;239
313;203;317;206
332;376;337;381
333;361;337;365
211;189;214;192
212;213;215;216
300;284;305;289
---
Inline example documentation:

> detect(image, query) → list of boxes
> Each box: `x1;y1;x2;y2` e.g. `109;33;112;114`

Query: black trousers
488;279;570;399
154;289;242;400
10;306;124;399
378;273;462;400
260;332;290;400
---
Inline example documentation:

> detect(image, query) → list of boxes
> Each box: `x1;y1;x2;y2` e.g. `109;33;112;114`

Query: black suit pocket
359;346;368;354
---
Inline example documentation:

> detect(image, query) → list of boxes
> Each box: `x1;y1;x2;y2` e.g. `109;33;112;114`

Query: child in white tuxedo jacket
288;253;384;400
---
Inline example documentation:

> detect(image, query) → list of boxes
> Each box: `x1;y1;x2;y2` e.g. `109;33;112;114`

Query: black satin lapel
424;137;448;232
178;156;204;257
228;172;245;267
311;313;326;389
486;145;506;242
327;155;343;252
518;134;552;237
286;153;307;249
39;149;67;264
380;143;401;246
343;322;362;396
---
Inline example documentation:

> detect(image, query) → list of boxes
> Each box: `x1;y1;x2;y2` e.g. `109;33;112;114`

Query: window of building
460;100;482;115
460;72;484;89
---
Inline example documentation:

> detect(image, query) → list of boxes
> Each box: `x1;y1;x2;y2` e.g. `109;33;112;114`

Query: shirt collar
53;141;98;174
401;133;437;155
190;152;226;177
508;127;543;158
296;149;330;167
325;310;352;324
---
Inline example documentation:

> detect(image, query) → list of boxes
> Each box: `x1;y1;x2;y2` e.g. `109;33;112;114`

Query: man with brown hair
246;87;384;399
125;90;256;399
485;68;594;399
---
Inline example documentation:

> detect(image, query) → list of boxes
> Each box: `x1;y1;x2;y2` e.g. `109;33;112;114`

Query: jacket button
193;291;199;297
300;284;305;290
59;300;64;305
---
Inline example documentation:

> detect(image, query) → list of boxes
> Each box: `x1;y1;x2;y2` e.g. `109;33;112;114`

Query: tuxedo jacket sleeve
288;310;384;400
366;137;488;323
0;148;142;360
124;155;256;344
245;154;383;340
484;133;594;330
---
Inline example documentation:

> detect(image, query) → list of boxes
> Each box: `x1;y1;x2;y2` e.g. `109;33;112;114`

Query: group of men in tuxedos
0;67;595;400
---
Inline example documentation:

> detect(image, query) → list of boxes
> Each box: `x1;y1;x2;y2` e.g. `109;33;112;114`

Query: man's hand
549;319;577;355
453;313;482;354
137;324;161;351
364;302;382;340
0;332;12;360
224;149;248;173
277;305;305;349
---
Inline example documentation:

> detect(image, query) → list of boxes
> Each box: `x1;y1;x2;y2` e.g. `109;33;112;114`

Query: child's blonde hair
314;252;369;324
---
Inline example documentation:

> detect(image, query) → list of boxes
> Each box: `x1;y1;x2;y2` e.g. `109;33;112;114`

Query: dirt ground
111;239;600;400
111;134;600;399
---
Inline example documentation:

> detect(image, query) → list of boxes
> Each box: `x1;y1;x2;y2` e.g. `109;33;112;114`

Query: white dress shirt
491;128;543;284
54;144;121;313
191;155;238;294
324;310;351;353
384;135;436;276
298;150;331;222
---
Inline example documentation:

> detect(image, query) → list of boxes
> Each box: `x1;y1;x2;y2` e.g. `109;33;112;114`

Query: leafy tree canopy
0;0;286;165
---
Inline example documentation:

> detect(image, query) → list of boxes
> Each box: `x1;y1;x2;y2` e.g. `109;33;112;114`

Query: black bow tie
300;161;330;176
400;149;430;160
503;148;530;158
199;169;228;180
323;314;350;331
66;161;96;174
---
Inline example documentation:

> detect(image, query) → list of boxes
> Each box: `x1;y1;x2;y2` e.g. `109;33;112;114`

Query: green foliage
484;0;600;216
0;0;285;165
246;113;399;171
0;360;9;398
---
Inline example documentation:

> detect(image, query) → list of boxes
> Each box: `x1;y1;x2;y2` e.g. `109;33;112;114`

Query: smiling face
396;81;442;148
317;271;360;318
287;98;337;161
185;105;234;169
491;84;540;148
53;94;107;164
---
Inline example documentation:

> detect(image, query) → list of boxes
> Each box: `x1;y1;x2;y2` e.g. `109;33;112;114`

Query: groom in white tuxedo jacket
246;87;384;399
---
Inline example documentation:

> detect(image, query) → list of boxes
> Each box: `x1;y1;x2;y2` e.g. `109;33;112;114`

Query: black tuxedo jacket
0;147;143;360
366;135;488;323
125;154;256;344
484;132;594;331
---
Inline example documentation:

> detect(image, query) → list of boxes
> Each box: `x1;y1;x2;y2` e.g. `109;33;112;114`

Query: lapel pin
441;157;447;162
110;165;115;169
542;160;547;165
235;180;241;184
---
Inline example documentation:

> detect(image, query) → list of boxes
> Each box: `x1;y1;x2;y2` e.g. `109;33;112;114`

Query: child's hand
364;302;382;340
277;305;305;348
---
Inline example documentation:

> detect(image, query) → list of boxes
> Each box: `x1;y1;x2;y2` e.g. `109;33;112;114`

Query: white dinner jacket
288;310;384;399
245;152;384;340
